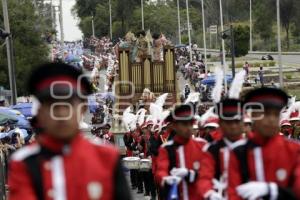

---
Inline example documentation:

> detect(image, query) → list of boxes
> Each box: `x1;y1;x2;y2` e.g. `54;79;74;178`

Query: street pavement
246;54;300;66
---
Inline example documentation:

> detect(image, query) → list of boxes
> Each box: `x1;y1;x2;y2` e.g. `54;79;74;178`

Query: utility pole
109;0;112;40
177;0;181;44
59;0;64;58
141;0;144;30
249;0;253;51
201;0;207;73
92;15;95;37
2;0;17;105
186;0;192;62
50;0;55;30
219;0;227;93
276;0;283;87
230;25;235;77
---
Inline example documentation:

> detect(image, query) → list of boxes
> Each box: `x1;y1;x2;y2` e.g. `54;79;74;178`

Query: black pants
137;170;144;191
142;170;156;197
130;169;138;187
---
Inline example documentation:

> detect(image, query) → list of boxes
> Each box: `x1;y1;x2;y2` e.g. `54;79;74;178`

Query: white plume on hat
211;67;224;103
185;92;200;104
155;93;169;108
149;93;171;132
122;106;137;131
200;107;218;127
229;70;246;99
31;96;41;117
136;108;147;126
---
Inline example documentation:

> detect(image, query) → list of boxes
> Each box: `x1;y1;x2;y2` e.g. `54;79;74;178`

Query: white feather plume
288;96;296;108
149;103;163;123
122;106;137;131
211;67;224;103
136;108;147;126
31;96;41;117
155;93;169;107
200;107;218;126
185;92;200;104
229;70;246;99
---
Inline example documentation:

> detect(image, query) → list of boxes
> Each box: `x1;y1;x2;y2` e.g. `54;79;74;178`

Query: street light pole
186;0;192;62
249;0;253;52
141;0;144;30
177;0;182;44
109;0;112;40
201;0;207;73
276;0;283;87
92;15;95;37
59;0;64;58
230;25;235;77
2;0;17;105
219;0;227;93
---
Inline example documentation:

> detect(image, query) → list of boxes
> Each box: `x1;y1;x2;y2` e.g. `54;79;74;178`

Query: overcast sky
57;0;83;41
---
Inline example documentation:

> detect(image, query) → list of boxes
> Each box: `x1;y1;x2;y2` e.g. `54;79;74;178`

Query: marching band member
140;122;157;200
155;104;206;200
280;120;292;138
230;87;300;200
8;63;132;200
199;98;245;200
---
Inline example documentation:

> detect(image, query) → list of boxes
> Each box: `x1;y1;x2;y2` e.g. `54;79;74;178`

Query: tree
280;0;295;50
233;25;250;57
0;0;49;96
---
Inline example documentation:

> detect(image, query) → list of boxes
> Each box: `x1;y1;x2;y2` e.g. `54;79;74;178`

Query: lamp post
141;0;144;30
109;0;112;40
249;0;253;51
186;0;192;62
201;0;207;73
219;0;227;93
177;0;182;44
2;0;17;105
276;0;283;87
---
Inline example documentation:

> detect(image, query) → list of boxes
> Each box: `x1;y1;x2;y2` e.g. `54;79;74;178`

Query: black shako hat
243;87;288;110
165;103;195;122
27;62;93;102
215;98;243;120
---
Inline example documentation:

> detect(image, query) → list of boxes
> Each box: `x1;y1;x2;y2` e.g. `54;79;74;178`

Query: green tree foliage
234;25;250;57
74;0;300;51
0;0;50;96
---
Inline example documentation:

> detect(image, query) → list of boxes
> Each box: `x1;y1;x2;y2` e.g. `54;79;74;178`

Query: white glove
212;179;226;191
236;182;273;200
139;153;144;158
162;176;182;186
208;191;223;200
170;167;189;178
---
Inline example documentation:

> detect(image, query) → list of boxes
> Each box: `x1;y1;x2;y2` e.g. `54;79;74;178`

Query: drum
122;157;140;170
139;159;152;171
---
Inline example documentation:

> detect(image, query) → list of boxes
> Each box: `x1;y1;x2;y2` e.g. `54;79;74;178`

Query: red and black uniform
199;138;246;199
155;134;206;200
123;131;134;157
229;133;300;199
8;133;131;200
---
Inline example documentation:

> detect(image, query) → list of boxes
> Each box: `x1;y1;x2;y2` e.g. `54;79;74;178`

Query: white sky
56;0;83;41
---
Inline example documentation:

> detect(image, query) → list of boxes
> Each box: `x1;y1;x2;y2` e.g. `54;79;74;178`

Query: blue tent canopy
11;103;33;118
201;75;233;86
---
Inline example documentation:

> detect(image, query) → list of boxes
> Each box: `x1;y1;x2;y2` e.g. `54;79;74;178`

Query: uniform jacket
8;133;131;200
155;134;207;200
199;138;246;199
229;133;300;200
